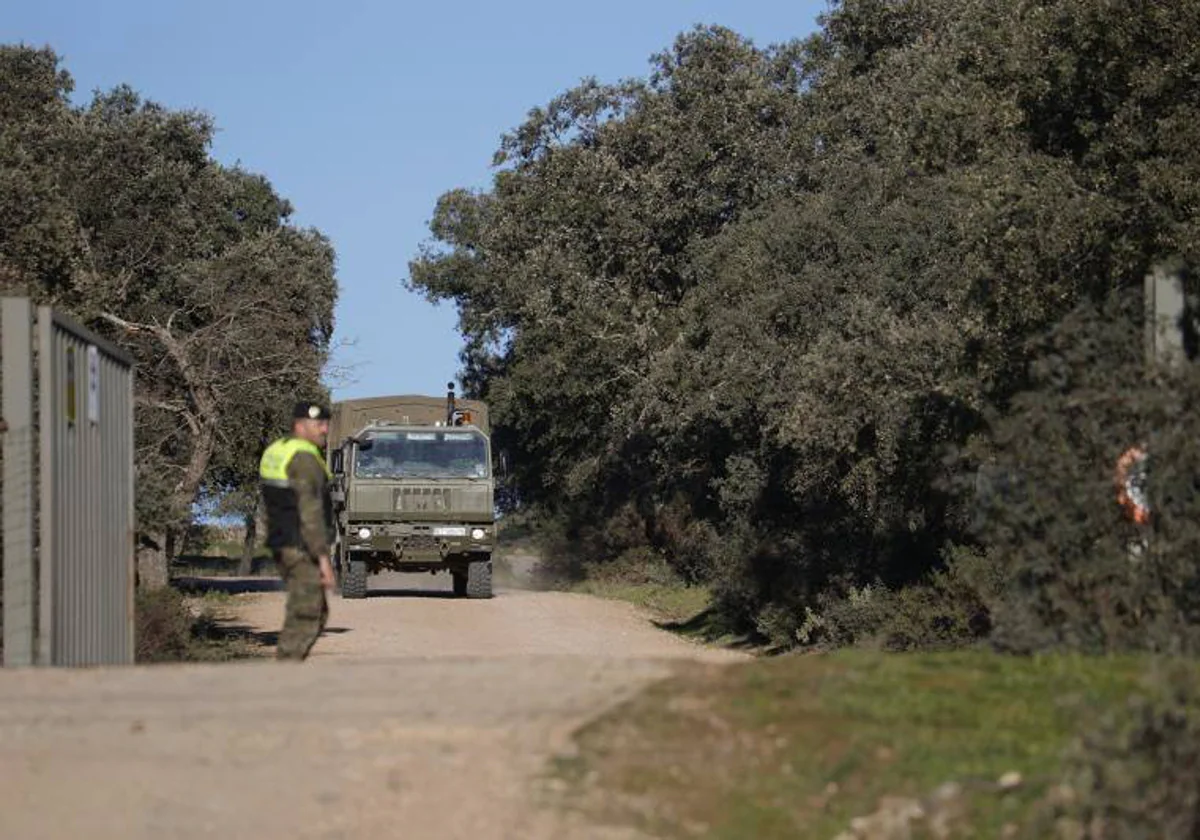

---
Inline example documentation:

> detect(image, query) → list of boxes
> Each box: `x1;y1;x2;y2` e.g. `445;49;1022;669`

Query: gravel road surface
0;561;744;839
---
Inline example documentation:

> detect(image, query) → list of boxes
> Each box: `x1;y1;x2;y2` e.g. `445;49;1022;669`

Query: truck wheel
341;557;368;599
333;540;347;587
452;570;468;597
466;559;492;599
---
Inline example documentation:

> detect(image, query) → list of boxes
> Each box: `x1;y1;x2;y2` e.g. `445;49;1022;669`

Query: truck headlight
471;528;486;540
357;527;372;540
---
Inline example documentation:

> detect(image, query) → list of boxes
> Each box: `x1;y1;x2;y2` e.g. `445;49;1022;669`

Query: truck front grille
394;487;451;512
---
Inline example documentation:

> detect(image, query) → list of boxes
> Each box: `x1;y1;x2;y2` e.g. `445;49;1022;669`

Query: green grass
553;649;1179;838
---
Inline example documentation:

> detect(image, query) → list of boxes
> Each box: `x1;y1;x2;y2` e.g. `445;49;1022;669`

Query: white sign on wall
87;345;100;424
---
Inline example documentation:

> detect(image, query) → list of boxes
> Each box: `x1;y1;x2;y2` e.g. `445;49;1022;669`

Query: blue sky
3;1;828;400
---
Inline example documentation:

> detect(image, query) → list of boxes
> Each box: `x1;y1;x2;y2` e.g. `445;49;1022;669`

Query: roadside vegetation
568;551;712;627
412;0;1200;659
134;587;266;663
549;651;1200;839
498;514;715;626
134;523;279;662
422;0;1200;834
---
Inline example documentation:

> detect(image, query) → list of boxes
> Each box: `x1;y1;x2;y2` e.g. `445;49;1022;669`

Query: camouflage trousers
274;548;328;661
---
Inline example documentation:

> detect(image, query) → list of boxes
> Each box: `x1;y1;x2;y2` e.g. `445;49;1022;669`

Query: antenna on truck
445;380;473;427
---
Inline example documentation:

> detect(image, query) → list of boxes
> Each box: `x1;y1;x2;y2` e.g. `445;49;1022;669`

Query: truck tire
341;557;368;599
465;559;492;599
452;570;468;597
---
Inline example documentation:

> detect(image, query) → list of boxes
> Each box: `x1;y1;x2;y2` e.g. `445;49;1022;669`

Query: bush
780;543;1000;651
969;291;1200;655
582;546;681;588
1045;665;1200;839
135;586;252;662
523;501;702;589
134;587;195;662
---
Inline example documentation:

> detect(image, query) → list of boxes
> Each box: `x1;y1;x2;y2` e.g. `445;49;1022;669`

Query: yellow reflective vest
259;437;332;552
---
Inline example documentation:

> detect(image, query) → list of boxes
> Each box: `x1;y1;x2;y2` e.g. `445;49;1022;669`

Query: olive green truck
326;384;496;599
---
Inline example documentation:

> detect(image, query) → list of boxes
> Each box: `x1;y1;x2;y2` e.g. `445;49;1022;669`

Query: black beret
293;401;331;421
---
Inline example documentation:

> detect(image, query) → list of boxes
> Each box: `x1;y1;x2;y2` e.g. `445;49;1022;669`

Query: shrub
582;546;681;587
783;543;999;651
134;587;195;662
134;586;253;662
968;291;1200;655
1045;665;1200;839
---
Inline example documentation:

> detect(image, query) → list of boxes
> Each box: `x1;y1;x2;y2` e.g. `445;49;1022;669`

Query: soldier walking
259;401;336;660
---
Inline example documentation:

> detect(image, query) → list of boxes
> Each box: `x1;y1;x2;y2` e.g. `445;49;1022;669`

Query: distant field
172;537;273;578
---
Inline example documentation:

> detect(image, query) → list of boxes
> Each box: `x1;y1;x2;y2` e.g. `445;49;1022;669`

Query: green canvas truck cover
327;394;491;455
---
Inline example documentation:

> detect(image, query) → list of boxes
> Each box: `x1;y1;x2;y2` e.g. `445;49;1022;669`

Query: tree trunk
173;423;216;509
238;505;258;576
168;416;218;569
136;532;170;590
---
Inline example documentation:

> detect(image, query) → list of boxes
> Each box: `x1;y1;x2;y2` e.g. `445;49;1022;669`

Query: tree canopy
410;1;1200;650
0;45;337;584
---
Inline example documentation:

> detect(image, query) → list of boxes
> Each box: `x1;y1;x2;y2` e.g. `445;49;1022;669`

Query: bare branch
134;396;189;414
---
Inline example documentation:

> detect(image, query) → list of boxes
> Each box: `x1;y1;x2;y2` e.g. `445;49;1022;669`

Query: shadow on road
653;607;761;651
364;588;458;599
174;574;481;601
173;576;284;594
214;625;353;649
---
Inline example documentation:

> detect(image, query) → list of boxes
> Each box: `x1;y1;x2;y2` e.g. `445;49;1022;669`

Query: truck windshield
354;430;489;479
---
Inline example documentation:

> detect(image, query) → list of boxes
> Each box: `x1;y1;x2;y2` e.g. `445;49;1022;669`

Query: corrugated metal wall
2;298;37;665
2;299;134;667
39;309;135;666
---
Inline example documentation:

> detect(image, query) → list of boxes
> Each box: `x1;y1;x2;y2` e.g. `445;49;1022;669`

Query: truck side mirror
331;450;344;475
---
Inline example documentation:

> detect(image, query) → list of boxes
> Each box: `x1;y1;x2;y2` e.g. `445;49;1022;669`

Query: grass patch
553;649;1178;838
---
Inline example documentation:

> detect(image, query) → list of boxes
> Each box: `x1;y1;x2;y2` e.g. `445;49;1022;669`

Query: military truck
326;384;496;599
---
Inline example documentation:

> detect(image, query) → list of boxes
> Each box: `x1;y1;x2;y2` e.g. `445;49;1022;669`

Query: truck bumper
344;522;494;563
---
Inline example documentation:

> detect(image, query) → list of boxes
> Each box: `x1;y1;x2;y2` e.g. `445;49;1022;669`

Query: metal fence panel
2;298;36;666
2;299;134;667
39;308;135;666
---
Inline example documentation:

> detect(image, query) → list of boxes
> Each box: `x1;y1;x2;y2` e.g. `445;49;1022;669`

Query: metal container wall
37;308;135;666
2;298;37;665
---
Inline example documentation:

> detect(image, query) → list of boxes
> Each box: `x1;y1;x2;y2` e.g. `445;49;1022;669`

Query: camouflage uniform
260;435;334;661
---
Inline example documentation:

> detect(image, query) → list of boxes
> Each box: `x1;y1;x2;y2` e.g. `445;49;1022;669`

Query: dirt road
0;562;744;840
